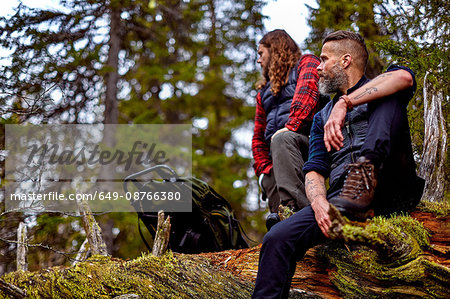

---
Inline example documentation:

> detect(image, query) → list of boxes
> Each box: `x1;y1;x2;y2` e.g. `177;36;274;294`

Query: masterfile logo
4;124;192;213
26;141;169;171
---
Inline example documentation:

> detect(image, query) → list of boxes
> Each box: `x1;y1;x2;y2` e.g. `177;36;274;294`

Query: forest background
0;0;448;274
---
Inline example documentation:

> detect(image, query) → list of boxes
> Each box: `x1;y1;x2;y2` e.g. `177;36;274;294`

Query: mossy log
0;253;253;298
201;202;449;298
0;202;448;298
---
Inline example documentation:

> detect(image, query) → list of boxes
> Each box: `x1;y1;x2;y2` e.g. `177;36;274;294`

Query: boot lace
340;161;376;201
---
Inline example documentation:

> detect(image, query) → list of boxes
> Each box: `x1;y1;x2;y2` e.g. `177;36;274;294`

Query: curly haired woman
251;29;322;230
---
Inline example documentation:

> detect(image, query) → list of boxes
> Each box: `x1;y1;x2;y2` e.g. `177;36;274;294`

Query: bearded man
252;30;424;298
252;30;322;229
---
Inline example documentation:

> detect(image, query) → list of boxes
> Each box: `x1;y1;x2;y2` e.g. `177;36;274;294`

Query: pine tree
376;0;449;202
0;0;213;124
118;0;267;236
0;0;267;272
305;0;388;78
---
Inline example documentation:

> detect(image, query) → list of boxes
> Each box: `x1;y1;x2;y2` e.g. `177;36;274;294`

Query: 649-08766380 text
9;191;181;201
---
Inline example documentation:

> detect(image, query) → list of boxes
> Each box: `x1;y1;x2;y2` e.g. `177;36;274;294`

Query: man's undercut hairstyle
323;30;368;72
258;29;302;95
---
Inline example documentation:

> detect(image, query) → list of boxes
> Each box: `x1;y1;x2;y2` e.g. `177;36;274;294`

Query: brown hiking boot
329;157;377;220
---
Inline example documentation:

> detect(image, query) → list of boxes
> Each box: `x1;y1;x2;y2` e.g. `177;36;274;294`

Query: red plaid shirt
252;54;320;177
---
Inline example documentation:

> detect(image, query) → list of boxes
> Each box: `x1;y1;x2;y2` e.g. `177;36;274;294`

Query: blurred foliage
304;0;389;78
0;212;25;274
375;0;449;177
0;0;267;273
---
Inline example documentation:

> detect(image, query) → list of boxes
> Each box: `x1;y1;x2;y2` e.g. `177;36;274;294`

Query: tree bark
16;222;27;271
77;200;108;256
152;211;171;257
104;3;121;124
418;72;447;202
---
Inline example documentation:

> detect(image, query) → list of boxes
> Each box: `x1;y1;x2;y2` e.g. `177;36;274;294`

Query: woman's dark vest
260;64;299;143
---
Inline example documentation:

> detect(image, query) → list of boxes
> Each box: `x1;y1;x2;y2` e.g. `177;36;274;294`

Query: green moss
385;214;430;249
0;252;253;298
417;200;450;218
318;213;449;298
278;205;294;220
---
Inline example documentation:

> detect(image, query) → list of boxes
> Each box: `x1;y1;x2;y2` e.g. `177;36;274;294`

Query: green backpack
124;165;249;253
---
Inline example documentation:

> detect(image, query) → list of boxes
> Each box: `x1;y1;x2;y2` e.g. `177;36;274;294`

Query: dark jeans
253;97;423;298
252;206;326;299
261;131;309;213
361;96;423;214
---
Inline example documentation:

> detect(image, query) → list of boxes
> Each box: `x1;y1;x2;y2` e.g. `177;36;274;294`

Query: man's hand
271;127;289;141
311;198;331;237
323;98;347;151
305;171;331;237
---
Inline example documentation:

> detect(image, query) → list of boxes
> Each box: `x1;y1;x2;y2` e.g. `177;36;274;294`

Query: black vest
261;63;299;143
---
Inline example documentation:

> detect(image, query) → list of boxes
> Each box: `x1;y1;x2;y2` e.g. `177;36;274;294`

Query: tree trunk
418;72;447;202
104;4;121;125
0;279;26;299
0;253;253;298
77;200;108;256
98;5;122;254
152;211;171;257
16;222;27;272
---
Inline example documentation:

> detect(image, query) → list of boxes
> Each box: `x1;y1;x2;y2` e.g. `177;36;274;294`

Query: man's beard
318;63;348;95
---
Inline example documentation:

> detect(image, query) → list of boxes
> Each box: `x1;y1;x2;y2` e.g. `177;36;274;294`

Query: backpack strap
123;164;179;195
137;215;153;251
236;221;258;246
178;229;202;249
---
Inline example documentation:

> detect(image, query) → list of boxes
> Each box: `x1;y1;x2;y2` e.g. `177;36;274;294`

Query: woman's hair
257;29;302;95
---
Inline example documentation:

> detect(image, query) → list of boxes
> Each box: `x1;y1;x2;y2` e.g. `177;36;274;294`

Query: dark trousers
252;206;326;299
361;96;423;214
261;131;309;212
253;97;423;298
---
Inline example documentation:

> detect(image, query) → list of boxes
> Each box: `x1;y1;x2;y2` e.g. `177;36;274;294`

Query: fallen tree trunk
0;253;253;298
201;202;449;298
0;203;448;298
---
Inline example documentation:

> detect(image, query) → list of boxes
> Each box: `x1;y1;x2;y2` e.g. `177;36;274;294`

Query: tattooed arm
347;69;413;106
324;69;414;151
305;171;331;237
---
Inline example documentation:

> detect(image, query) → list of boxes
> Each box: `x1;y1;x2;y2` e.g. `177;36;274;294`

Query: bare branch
0;236;88;262
0;279;26;299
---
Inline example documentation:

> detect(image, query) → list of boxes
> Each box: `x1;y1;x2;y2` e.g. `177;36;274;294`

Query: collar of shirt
332;75;369;104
